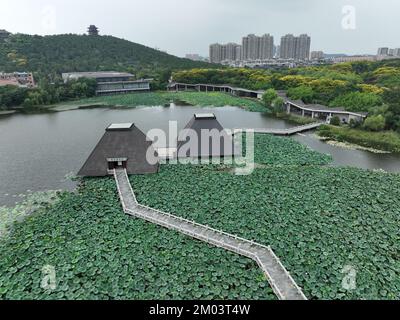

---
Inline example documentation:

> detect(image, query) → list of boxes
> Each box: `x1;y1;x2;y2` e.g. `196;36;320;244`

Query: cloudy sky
1;0;398;57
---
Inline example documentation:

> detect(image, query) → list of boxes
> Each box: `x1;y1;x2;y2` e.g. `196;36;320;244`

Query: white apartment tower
209;43;223;63
280;34;311;60
242;34;274;60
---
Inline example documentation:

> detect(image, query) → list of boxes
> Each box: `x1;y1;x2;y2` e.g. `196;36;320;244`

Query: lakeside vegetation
0;178;274;300
1;134;399;300
52;91;267;112
173;60;400;134
317;125;400;153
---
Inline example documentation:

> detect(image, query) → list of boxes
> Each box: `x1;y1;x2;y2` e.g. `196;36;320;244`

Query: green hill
0;33;212;81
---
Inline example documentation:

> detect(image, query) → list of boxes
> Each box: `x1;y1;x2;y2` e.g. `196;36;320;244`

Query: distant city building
62;72;152;95
242;34;274;60
209;43;223;63
274;45;280;58
331;55;376;63
209;42;242;63
377;47;389;55
295;34;311;60
280;34;296;59
310;51;324;60
280;34;311;60
0;72;35;88
209;32;312;64
0;29;11;42
377;47;400;57
88;25;99;36
185;54;205;61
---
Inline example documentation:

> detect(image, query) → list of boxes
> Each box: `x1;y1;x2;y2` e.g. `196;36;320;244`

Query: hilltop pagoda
0;29;11;42
87;25;99;36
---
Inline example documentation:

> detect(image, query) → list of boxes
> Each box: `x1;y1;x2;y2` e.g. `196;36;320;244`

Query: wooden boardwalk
234;122;323;136
114;168;307;300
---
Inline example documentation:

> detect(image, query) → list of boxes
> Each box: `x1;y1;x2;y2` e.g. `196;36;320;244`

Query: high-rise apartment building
242;34;274;60
310;51;324;60
280;34;311;60
377;47;389;56
209;43;242;63
259;34;274;59
209;43;223;63
295;34;311;60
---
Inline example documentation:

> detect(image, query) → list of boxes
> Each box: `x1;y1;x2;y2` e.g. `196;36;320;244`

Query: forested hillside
0;33;212;82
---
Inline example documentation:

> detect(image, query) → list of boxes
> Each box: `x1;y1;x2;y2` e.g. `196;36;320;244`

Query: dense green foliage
0;33;215;108
0;177;275;300
60;91;267;112
286;85;315;104
0;78;97;109
172;68;272;90
0;34;211;82
329;92;383;112
249;134;332;166
1;134;399;300
261;89;278;107
172;60;400;133
363;115;386;132
131;161;400;299
318;125;400;153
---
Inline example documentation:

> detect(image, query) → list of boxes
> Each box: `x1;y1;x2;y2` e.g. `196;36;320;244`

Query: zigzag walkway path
114;168;307;300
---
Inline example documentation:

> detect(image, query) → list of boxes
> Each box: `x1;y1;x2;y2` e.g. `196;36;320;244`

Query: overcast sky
1;0;399;57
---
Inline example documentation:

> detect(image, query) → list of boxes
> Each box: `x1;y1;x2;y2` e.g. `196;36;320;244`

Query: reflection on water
0;105;399;206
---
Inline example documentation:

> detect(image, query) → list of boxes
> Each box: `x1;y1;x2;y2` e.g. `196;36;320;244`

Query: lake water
1;104;400;206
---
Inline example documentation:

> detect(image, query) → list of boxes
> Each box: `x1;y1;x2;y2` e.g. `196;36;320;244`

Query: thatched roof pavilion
177;114;238;159
78;123;159;177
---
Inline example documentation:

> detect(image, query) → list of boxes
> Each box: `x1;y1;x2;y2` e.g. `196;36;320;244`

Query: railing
113;168;307;300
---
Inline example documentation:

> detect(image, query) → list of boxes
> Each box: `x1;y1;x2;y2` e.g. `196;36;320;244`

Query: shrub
330;116;341;126
262;89;278;107
363;115;386;131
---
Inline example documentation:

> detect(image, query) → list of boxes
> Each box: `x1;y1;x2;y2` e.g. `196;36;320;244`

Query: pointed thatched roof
177;114;238;158
78;123;159;177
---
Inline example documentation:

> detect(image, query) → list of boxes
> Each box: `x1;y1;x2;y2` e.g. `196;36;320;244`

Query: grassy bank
51;91;267;113
317;125;400;153
273;112;318;126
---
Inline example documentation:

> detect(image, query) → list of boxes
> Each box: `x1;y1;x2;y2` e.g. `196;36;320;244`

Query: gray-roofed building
62;71;152;95
286;100;367;124
177;113;238;159
78;123;159;177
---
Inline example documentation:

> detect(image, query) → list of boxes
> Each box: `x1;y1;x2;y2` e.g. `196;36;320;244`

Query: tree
363;115;386;131
287;85;314;103
262;89;278;108
330;116;341;126
271;97;285;113
329;92;383;112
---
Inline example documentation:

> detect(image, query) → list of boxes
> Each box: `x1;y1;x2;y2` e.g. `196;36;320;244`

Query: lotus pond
53;91;267;112
0;134;399;300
